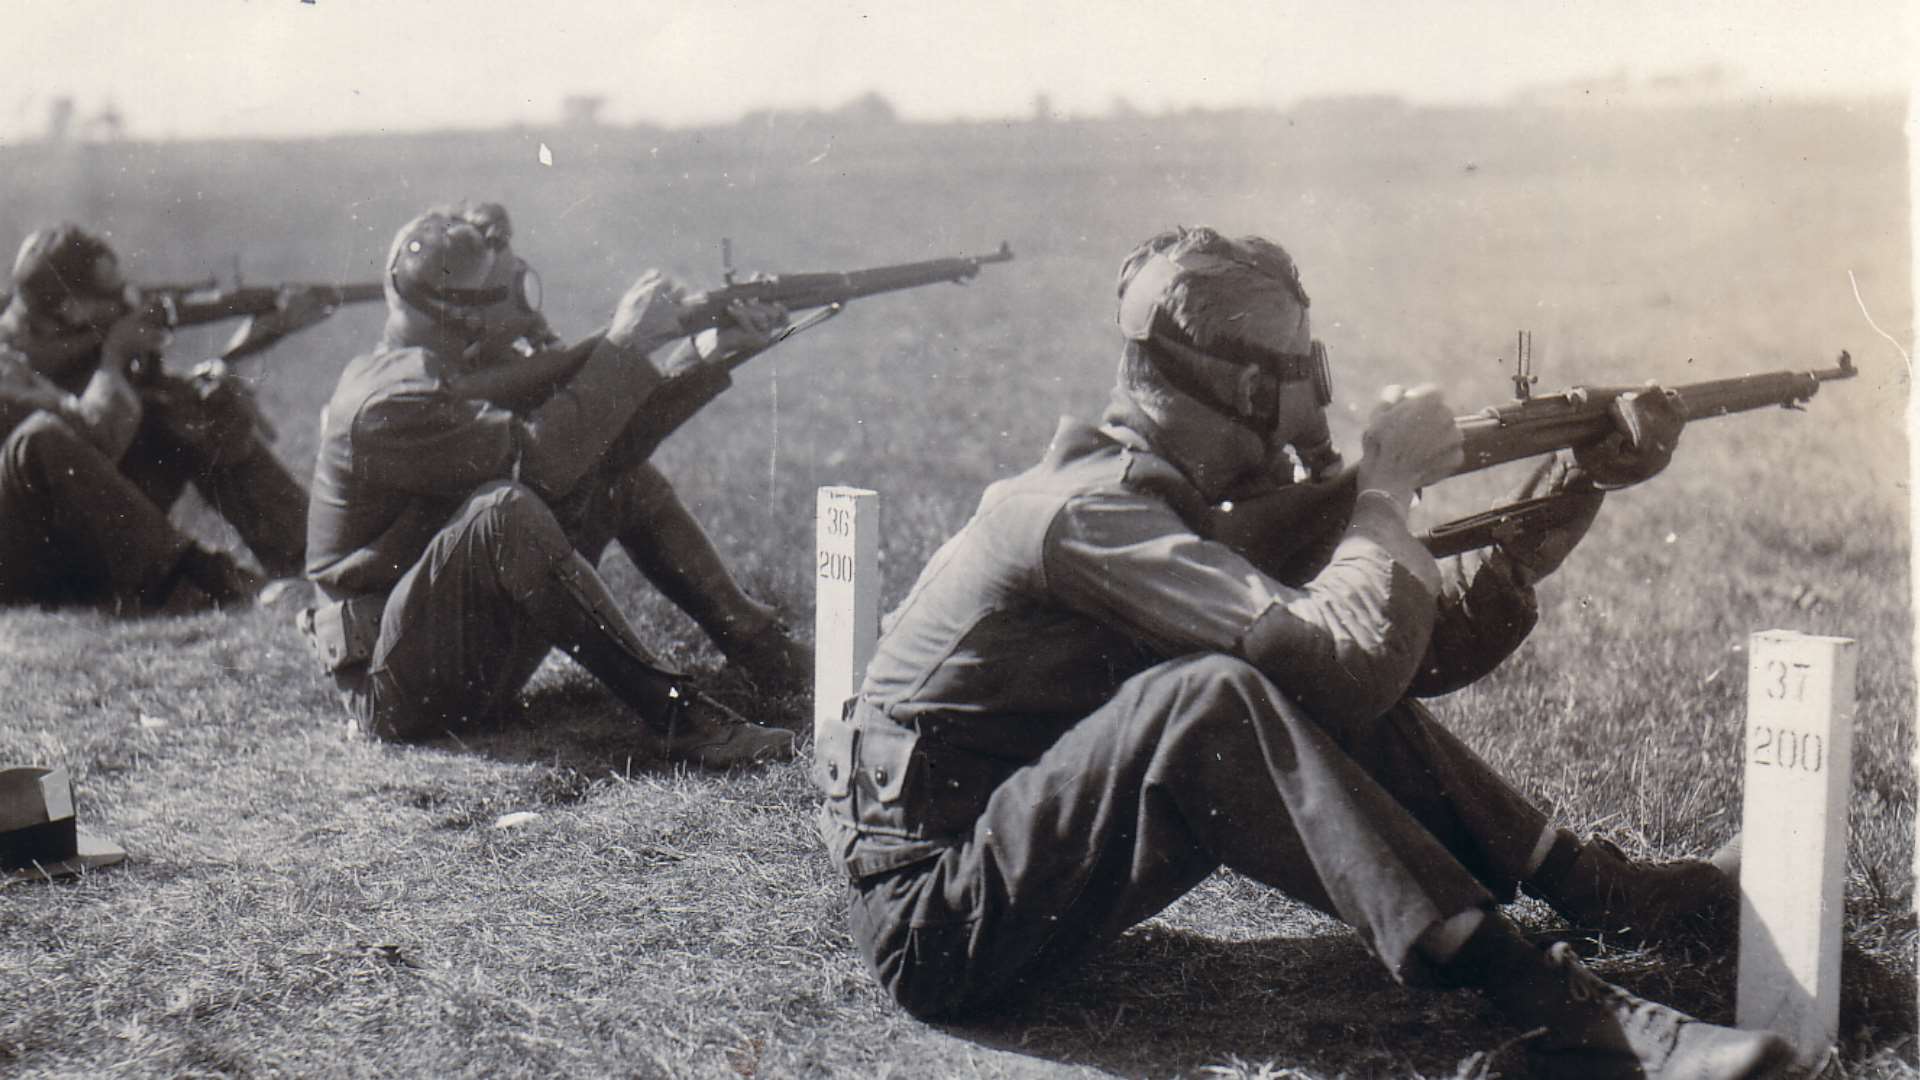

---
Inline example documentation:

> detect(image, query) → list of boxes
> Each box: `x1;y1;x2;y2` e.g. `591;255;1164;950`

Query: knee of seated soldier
1157;652;1283;707
1119;653;1298;745
452;481;573;561
149;371;267;462
8;410;98;467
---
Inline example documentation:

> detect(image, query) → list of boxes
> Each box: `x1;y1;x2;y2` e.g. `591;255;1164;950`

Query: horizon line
2;88;1902;151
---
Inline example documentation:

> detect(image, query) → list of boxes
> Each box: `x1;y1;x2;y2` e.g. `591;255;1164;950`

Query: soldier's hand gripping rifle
454;242;1015;461
1208;349;1859;574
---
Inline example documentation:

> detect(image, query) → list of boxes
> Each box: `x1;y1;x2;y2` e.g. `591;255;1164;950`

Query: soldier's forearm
516;336;664;498
69;368;144;462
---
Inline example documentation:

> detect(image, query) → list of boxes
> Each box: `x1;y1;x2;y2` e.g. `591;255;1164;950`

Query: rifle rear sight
1508;329;1536;401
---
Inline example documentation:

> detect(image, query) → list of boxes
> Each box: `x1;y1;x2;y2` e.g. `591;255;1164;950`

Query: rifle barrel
157;282;385;328
331;283;387;306
1668;351;1854;420
468;244;1015;415
680;244;1014;333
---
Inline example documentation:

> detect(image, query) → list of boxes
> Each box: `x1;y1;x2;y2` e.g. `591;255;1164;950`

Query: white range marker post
814;487;880;744
1736;630;1857;1063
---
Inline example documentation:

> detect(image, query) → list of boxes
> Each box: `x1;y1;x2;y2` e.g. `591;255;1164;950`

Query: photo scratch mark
1848;270;1909;376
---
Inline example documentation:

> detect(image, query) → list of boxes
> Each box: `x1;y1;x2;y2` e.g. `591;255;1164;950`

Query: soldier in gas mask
301;202;804;766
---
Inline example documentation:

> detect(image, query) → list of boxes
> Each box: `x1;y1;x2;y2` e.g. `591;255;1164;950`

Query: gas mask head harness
10;223;132;329
1116;243;1332;433
387;207;542;344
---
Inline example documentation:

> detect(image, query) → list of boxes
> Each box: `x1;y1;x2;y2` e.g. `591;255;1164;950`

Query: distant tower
835;92;897;126
561;95;606;127
45;96;74;143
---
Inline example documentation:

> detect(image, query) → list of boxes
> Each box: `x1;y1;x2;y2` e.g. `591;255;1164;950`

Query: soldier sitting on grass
300;201;803;767
0;227;276;611
815;225;1791;1078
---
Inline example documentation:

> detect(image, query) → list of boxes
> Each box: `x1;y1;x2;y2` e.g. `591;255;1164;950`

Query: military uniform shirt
825;416;1539;878
306;344;520;598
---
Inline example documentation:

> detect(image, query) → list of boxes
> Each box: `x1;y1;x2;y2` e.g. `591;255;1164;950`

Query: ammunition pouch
295;594;385;675
817;699;1020;860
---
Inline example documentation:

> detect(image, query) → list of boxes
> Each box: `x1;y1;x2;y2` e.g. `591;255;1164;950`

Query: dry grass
0;99;1913;1077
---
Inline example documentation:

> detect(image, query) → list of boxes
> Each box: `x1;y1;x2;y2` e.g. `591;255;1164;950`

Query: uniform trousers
350;460;686;740
846;653;1551;1019
0;412;191;606
119;373;308;578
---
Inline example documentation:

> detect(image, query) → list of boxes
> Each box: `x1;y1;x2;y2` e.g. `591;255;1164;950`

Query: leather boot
618;481;811;693
528;552;795;768
143;544;264;611
1524;830;1738;950
1447;916;1793;1079
1526;942;1793;1078
651;688;798;769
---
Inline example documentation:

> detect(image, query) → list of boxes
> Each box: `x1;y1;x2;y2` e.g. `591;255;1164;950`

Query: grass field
0;98;1912;1078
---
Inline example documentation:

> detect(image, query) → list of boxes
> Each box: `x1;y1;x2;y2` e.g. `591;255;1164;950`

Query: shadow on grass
940;921;1918;1079
943;925;1502;1078
1833;934;1920;1062
1537;914;1917;1063
406;665;809;781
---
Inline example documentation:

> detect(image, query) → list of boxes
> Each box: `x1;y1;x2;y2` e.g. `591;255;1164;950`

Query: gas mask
1118;249;1340;482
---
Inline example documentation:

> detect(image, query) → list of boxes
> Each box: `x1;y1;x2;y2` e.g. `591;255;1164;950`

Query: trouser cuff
1520;828;1581;901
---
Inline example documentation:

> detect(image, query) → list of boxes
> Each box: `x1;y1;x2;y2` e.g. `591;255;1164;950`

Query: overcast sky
4;0;1910;141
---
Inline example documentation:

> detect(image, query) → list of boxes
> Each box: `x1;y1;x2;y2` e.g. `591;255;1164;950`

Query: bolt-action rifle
1207;346;1859;577
147;279;386;363
1419;349;1857;556
4;278;385;384
455;242;1015;461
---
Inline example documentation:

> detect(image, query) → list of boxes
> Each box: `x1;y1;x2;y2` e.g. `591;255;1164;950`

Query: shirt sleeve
1044;489;1441;726
0;349;139;460
349;384;518;497
515;336;663;499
